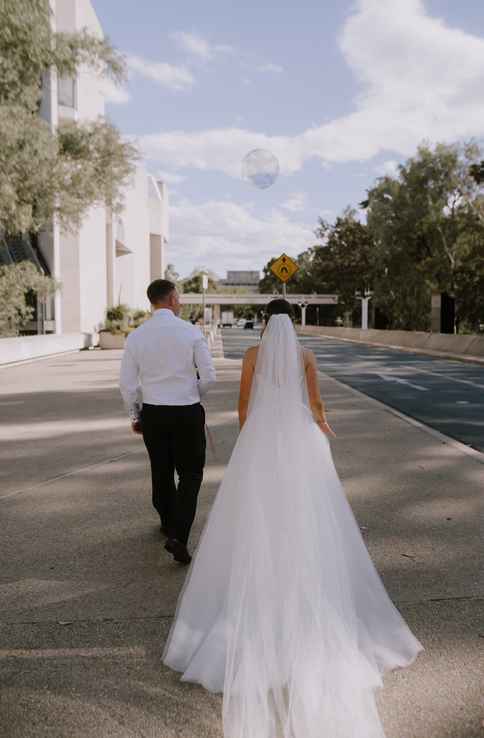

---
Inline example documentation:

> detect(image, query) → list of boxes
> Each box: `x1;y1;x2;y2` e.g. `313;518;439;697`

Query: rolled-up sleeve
119;340;142;420
194;331;216;398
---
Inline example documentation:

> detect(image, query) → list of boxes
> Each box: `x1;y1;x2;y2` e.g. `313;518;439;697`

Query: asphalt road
1;347;483;737
222;328;484;453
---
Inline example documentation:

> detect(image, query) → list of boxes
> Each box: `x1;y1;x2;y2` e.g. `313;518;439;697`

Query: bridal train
163;314;423;738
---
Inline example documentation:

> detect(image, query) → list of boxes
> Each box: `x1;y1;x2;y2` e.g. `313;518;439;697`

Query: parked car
244;320;254;330
236;318;246;328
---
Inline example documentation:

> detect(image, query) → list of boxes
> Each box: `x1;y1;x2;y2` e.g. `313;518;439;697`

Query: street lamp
355;288;373;330
297;300;308;328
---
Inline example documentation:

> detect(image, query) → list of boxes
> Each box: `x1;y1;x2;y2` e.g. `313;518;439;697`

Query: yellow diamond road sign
270;253;299;283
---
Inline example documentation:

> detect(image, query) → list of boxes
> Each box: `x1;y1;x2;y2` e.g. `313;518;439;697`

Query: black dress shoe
164;538;192;565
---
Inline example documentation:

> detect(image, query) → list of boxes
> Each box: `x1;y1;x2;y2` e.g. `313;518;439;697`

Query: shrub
0;261;59;337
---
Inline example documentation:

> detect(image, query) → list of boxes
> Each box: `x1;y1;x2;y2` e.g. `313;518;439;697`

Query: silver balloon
242;149;280;189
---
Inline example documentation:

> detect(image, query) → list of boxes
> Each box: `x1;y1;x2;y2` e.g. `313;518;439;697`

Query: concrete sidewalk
0;350;482;737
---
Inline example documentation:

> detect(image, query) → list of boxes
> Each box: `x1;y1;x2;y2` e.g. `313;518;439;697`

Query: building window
58;75;76;108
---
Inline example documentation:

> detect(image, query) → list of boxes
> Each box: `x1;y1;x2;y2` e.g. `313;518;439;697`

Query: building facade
218;271;261;290
37;0;168;342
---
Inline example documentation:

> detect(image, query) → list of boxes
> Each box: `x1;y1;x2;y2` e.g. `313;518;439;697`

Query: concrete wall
58;230;81;333
298;326;484;360
115;168;151;310
0;334;89;366
78;205;108;334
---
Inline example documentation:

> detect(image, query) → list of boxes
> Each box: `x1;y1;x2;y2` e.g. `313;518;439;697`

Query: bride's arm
238;348;256;430
305;350;336;437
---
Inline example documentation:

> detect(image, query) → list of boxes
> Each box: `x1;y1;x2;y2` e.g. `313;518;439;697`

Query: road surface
222;327;484;452
0;347;482;738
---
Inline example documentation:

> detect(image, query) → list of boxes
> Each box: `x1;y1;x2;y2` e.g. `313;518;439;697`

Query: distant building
219;271;261;290
2;0;169;344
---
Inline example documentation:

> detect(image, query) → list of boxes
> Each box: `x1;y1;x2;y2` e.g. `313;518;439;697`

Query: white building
37;0;168;343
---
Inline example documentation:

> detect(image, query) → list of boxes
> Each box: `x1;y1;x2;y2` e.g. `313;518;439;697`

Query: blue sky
94;0;484;278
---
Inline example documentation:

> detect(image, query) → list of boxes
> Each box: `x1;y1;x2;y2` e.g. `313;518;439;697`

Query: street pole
356;289;373;330
298;301;308;328
282;282;287;298
202;273;208;331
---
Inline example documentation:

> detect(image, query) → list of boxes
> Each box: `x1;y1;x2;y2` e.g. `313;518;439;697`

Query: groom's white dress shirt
119;309;216;419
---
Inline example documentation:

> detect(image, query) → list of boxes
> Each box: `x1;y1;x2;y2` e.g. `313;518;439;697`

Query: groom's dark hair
265;299;293;319
147;279;176;304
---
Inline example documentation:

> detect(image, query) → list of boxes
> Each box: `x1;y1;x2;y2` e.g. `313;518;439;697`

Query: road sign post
270;254;299;300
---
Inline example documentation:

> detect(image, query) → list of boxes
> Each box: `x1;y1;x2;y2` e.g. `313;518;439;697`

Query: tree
365;142;484;330
0;261;58;336
363;175;433;330
0;0;137;236
181;269;218;294
312;209;375;320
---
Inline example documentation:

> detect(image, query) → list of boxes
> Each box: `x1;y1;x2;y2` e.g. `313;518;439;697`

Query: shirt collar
153;308;176;319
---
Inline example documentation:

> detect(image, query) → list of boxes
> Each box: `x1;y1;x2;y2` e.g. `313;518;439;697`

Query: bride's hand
317;419;337;437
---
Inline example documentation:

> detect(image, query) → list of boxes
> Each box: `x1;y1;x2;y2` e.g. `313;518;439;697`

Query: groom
120;279;216;564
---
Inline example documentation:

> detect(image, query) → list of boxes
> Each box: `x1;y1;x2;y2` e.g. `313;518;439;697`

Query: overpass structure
179;293;338;306
179;293;339;327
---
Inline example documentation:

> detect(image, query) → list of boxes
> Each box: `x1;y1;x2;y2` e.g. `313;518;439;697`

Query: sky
93;0;484;279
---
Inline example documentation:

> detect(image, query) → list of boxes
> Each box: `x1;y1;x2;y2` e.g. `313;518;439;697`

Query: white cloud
375;160;400;177
170;31;233;60
100;77;130;104
169;198;314;276
156;170;186;186
258;63;284;73
138;1;484;174
127;54;194;91
281;192;306;213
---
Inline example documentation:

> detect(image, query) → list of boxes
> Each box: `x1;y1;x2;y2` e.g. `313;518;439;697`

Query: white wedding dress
163;315;423;738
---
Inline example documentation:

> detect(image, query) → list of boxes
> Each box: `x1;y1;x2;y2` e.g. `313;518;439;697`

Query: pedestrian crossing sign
270;253;299;283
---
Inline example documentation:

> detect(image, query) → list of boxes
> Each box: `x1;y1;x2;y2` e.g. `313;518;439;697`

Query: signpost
270;253;299;297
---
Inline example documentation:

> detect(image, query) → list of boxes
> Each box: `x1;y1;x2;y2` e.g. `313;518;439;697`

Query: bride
163;299;423;738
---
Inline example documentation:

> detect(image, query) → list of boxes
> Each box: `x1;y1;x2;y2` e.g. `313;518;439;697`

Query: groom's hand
131;419;143;435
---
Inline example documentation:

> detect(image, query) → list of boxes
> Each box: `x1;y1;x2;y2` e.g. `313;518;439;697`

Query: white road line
377;373;429;391
400;365;484;391
317;371;484;465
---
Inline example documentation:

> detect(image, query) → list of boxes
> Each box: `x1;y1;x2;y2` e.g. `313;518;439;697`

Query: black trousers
141;403;206;545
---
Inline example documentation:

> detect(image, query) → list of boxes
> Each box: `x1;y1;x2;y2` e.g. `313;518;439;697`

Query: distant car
236;318;246;327
244;320;254;330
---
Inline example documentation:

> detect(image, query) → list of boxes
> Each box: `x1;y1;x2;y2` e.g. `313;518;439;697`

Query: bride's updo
265;298;294;321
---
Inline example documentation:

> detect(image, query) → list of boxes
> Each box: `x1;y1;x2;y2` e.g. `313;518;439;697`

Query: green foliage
313;209;375;315
103;305;150;335
181;270;218;294
365;142;484;329
259;143;483;331
0;0;125;112
0;261;59;336
106;304;130;322
0;0;137;235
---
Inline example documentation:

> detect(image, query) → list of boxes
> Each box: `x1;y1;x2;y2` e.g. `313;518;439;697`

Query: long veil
163;315;423;738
